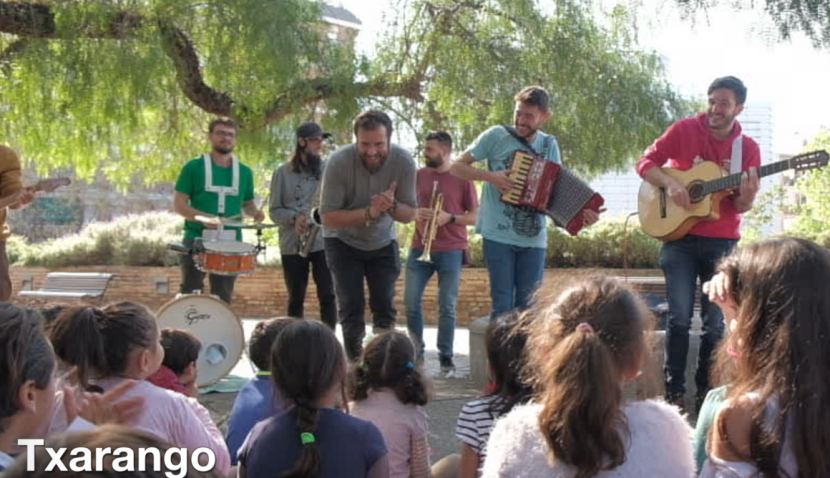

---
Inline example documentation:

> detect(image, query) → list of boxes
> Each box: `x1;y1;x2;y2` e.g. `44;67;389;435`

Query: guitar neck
701;159;792;195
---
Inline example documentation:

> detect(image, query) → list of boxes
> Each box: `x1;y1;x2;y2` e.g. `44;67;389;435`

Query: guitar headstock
790;150;829;172
33;177;71;193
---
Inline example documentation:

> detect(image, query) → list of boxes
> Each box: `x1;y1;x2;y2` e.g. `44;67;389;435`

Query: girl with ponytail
348;331;447;478
481;275;694;478
237;320;389;478
48;302;230;474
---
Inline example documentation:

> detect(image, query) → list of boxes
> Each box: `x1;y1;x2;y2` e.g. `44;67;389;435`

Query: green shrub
14;212;183;267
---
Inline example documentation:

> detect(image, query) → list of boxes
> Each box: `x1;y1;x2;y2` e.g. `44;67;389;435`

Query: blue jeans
660;234;737;400
482;238;546;319
404;248;463;359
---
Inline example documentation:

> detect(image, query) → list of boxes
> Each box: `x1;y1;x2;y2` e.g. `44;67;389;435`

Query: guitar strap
730;135;743;174
502;125;553;160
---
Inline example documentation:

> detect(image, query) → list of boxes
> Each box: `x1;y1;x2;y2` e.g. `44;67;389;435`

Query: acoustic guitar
638;150;829;241
0;177;71;210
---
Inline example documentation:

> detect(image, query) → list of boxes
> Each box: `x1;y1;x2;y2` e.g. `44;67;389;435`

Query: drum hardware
168;214;270;276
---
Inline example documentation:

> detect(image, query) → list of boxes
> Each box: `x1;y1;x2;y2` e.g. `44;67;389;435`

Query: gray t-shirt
320;143;417;251
268;161;325;255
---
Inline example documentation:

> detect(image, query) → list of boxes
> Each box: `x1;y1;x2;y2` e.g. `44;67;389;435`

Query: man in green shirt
173;118;264;304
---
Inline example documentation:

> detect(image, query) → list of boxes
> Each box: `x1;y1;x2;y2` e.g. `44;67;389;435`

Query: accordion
501;150;605;236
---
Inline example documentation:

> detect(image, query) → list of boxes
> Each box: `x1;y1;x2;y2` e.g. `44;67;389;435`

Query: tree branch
0;1;424;128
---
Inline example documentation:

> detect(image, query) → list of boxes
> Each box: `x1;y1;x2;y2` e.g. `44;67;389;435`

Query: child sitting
348;331;433;478
226;317;296;465
481;275;694;478
237;320;389;478
147;328;201;397
48;302;231;474
456;311;533;478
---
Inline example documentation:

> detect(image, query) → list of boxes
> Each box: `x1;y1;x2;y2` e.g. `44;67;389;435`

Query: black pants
281;250;337;329
179;238;236;304
324;238;400;360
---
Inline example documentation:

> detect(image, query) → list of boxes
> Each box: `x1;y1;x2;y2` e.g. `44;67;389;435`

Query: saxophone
298;179;323;258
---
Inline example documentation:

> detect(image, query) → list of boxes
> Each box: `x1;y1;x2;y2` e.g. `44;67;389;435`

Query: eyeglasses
212;130;236;138
303;137;324;143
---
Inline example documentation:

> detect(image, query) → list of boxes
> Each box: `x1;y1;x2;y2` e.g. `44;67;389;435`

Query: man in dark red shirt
404;131;479;375
636;76;761;412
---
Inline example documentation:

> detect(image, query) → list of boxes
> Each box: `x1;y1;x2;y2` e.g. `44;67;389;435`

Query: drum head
202;240;256;254
156;295;244;387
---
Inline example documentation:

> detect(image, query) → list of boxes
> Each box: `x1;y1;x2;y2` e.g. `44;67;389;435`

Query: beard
213;145;234;155
514;120;538;139
424;153;444;168
360;152;387;174
707;112;736;131
303;152;322;171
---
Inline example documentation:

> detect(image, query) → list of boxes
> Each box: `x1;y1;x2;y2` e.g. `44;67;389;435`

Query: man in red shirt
404;132;479;375
636;76;761;412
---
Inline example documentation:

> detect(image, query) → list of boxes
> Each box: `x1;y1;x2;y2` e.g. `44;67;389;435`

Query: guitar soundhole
687;181;705;203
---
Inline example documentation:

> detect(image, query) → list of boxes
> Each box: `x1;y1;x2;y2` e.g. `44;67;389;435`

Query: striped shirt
455;395;504;457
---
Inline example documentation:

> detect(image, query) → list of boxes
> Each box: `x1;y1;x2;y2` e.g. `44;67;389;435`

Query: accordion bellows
502;150;604;236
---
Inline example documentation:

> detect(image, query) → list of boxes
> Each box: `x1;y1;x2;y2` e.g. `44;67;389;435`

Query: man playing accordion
450;86;601;319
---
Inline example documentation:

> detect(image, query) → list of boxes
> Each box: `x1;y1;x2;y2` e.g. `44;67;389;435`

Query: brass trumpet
418;181;444;263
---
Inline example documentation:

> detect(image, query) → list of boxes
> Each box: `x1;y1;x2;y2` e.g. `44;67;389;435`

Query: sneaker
439;355;455;376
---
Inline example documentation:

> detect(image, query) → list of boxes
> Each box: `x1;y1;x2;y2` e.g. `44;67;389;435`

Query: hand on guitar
666;178;692;209
487;169;515;194
735;167;760;211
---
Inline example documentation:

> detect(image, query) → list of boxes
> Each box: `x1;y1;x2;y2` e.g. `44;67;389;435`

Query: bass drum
156;294;244;387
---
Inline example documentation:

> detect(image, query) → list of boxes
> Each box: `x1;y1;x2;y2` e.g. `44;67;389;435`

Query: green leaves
1;0;688;184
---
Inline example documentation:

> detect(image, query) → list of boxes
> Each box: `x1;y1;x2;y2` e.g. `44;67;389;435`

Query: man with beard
319;110;417;360
403;131;478;375
636;76;760;412
173;117;264;304
451;86;600;320
268;121;337;329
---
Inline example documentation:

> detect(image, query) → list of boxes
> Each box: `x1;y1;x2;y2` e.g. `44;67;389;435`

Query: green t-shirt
174;155;255;240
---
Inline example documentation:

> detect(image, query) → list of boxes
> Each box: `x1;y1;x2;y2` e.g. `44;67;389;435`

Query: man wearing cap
268;122;337;329
173;117;264;305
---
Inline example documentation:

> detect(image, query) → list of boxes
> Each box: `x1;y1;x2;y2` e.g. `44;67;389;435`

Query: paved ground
198;321;482;461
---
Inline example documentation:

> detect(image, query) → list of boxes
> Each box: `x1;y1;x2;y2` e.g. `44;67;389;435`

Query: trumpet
418;181;444;263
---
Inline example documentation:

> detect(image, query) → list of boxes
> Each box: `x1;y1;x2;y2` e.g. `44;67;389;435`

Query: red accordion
501;150;604;235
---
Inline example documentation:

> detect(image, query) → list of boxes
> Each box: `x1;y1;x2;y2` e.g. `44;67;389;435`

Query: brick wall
10;266;664;325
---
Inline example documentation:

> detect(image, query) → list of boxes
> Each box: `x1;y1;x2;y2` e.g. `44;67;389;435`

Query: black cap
296;122;332;139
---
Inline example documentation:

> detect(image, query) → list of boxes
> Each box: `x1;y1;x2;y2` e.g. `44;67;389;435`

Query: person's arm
409;432;431;478
268;168;299;227
450;151;515;195
459;443;482;478
175;397;232;475
242;200;265;222
173;192;214;222
365;454;390;478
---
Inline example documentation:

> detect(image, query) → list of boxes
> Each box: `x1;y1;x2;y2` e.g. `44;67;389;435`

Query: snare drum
195;240;257;276
156;294;245;387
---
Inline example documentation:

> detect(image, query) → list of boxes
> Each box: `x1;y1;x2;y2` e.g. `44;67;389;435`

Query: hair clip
406;361;415;369
575;322;595;333
300;432;315;445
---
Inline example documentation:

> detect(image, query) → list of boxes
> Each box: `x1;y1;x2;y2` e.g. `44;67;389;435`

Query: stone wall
10;266;664;324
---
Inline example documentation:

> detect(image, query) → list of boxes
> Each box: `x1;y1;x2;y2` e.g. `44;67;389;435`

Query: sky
331;0;830;155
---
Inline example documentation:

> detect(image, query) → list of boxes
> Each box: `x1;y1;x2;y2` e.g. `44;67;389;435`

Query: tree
789;128;830;234
674;0;830;47
1;0;691;184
